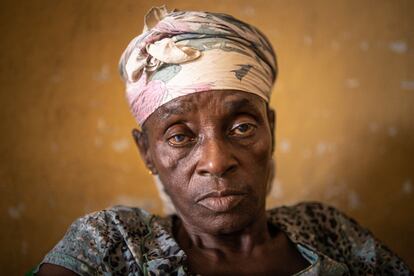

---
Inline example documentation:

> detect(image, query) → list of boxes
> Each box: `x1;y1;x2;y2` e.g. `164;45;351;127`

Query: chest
184;242;310;276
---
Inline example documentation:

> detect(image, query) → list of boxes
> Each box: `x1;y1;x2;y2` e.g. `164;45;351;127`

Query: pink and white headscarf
119;6;277;126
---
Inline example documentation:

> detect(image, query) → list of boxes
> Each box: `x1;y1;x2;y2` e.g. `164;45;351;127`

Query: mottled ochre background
0;0;413;274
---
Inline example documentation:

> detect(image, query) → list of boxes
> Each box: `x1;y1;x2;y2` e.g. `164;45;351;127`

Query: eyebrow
159;100;197;120
158;96;262;121
223;98;259;114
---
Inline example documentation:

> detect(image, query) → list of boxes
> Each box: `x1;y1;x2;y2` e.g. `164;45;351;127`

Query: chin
175;194;267;235
195;204;262;235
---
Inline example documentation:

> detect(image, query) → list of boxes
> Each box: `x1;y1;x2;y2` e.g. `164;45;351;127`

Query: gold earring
148;170;154;175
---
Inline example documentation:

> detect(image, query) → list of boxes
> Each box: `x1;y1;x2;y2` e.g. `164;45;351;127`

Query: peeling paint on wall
400;80;414;90
112;138;130;153
402;179;412;195
389;41;408;54
1;1;413;274
8;203;25;220
388;126;398;137
279;138;291;153
345;78;360;89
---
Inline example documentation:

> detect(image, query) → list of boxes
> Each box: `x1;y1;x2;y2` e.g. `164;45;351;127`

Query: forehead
144;90;267;125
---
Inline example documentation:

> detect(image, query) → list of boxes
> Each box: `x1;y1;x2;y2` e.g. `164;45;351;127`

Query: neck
175;211;272;258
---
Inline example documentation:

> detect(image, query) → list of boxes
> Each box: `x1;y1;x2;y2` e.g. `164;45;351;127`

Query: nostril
226;164;237;175
198;170;211;177
197;162;237;178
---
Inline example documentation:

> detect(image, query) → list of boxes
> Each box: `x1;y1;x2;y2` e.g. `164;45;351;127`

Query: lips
196;190;246;213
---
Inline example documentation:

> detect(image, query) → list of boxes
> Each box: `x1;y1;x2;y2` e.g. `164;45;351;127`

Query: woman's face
135;90;275;234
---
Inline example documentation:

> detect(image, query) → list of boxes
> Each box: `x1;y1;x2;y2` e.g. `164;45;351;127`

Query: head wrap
119;6;277;126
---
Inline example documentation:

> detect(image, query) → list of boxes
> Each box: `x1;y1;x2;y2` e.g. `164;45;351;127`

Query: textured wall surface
0;0;413;274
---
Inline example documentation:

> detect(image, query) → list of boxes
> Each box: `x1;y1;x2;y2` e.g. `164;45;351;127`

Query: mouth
196;190;247;213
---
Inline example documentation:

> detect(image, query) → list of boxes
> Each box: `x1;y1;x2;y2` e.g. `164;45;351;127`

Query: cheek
151;142;194;193
245;132;273;168
152;142;186;170
236;132;273;197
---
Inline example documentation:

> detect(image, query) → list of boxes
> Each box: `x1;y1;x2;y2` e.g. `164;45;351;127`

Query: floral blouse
34;202;411;275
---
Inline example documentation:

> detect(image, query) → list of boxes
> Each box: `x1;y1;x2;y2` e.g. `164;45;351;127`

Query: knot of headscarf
119;6;277;125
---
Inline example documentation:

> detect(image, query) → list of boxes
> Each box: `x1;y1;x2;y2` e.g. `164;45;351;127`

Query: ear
132;128;158;175
267;108;276;154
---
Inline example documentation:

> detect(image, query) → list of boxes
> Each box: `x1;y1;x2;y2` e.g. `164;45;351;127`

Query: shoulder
267;201;412;275
267;201;346;233
38;206;155;275
75;205;152;226
268;201;370;251
87;205;152;228
61;205;155;253
268;200;342;216
60;205;153;245
268;201;366;249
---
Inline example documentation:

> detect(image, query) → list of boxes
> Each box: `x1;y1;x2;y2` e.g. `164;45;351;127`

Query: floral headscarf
119;6;277;125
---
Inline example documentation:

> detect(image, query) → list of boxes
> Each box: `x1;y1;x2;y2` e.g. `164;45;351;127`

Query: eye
230;123;256;137
167;134;193;146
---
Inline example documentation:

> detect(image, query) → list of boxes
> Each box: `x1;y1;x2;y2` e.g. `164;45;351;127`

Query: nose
196;136;238;178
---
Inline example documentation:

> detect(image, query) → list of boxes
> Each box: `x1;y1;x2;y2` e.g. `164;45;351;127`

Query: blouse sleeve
34;211;109;276
322;204;412;275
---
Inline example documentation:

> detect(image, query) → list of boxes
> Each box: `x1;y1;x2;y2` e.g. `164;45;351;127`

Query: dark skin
38;90;309;275
135;90;309;275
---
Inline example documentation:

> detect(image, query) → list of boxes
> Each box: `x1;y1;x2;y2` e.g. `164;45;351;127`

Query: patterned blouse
34;202;411;275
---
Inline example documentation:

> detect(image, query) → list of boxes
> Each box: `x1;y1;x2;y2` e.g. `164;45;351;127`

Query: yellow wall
1;1;413;274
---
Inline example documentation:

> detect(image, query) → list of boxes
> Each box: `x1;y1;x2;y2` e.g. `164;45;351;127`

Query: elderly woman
36;6;411;276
